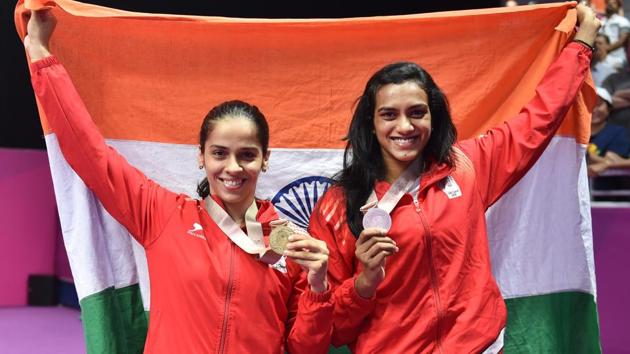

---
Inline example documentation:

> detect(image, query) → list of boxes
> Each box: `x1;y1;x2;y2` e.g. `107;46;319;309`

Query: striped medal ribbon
204;197;305;264
361;158;422;232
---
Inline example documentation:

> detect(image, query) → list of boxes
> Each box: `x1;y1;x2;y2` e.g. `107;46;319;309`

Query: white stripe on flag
46;135;147;304
47;134;595;308
487;136;596;299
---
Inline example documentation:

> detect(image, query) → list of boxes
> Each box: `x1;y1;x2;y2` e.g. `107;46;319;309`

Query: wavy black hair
336;62;457;237
197;100;270;199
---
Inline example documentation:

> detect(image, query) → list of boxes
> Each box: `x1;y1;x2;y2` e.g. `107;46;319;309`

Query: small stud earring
199;165;204;170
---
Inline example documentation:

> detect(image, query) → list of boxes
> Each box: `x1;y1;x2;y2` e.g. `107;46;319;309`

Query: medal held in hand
361;159;422;233
362;207;392;232
269;225;293;254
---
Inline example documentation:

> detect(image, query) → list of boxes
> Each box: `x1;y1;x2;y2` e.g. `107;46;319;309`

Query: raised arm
26;10;180;247
458;5;599;208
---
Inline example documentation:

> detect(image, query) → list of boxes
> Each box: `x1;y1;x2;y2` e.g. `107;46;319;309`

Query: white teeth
222;179;243;188
391;137;417;145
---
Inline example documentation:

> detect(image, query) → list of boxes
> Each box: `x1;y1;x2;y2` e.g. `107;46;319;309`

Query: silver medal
362;207;392;232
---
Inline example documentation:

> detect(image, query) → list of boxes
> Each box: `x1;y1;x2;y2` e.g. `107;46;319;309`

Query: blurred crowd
508;0;630;201
586;0;630;201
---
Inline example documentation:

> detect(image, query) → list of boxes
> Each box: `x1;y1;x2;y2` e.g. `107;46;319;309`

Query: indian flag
15;0;600;353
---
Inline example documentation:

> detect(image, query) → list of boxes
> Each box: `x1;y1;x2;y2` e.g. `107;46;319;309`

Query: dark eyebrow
408;104;429;110
209;145;260;152
239;147;260;153
377;104;428;113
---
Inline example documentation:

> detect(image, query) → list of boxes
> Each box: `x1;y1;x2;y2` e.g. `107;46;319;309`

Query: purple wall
592;206;630;354
0;148;60;306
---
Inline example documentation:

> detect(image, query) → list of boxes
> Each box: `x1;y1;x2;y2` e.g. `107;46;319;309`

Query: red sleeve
285;261;334;354
30;56;181;247
308;189;376;347
457;42;592;208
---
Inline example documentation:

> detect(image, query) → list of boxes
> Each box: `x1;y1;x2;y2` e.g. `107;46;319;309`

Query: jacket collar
373;158;453;199
207;195;279;225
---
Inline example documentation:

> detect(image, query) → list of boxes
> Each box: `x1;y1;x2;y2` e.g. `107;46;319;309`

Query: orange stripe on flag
15;0;593;147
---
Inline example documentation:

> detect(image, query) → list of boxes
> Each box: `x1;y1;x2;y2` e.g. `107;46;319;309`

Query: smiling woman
196;101;270;223
334;60;456;237
374;78;435;182
24;9;334;354
308;4;601;353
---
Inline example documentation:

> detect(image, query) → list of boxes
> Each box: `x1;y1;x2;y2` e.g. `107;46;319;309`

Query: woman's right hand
354;228;398;299
574;3;601;47
25;10;57;62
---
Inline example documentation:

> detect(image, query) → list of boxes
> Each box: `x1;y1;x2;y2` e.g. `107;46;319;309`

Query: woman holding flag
309;4;600;353
24;9;333;354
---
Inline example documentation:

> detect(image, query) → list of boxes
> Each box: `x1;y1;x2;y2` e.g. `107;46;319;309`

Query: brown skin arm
607;32;630;53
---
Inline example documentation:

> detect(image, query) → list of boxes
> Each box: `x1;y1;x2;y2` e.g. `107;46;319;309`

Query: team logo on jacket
271;176;333;229
440;176;462;199
269;256;288;273
187;223;206;240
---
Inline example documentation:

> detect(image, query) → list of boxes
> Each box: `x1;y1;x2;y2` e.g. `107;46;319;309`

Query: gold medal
269;225;293;254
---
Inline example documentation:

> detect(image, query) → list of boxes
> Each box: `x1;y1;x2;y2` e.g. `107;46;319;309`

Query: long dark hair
336;62;457;237
197;100;270;199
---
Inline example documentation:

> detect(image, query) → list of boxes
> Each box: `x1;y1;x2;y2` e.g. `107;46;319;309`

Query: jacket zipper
414;199;444;354
218;243;236;354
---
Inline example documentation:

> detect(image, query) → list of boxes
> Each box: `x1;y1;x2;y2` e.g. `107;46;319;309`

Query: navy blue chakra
271;176;334;229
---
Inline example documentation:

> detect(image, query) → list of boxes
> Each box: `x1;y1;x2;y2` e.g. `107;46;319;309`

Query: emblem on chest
440;176;462;199
186;223;207;240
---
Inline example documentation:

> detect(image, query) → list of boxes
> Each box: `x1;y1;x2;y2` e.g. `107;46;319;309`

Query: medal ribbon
205;197;282;264
362;158;422;215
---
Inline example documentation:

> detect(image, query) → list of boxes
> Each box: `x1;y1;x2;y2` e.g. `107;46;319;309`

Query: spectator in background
601;49;630;136
589;87;630;177
592;33;623;85
600;0;630;67
588;87;630;201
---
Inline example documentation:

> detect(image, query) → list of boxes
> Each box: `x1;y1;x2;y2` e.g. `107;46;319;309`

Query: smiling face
198;116;269;212
373;81;432;181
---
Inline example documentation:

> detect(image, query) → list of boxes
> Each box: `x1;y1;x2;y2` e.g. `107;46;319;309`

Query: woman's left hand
284;233;329;293
575;3;602;47
25;9;57;61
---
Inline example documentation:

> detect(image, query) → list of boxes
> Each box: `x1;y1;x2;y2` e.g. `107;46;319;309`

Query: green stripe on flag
326;292;601;353
80;284;148;354
504;291;601;354
329;345;351;353
76;283;600;354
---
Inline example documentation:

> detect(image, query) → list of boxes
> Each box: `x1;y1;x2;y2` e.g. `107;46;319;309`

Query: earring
262;167;267;172
199;165;204;170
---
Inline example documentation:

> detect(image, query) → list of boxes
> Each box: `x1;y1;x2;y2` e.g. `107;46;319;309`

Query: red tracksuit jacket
308;42;592;353
30;56;333;354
